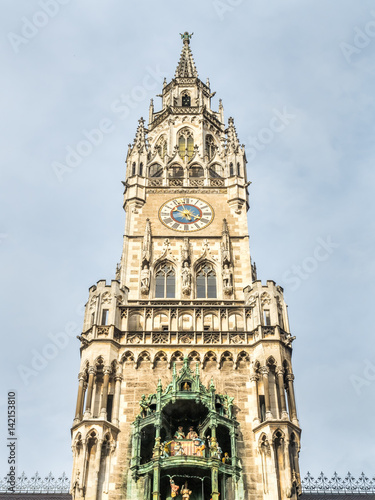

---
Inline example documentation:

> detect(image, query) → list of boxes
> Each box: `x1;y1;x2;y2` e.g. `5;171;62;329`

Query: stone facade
70;33;301;500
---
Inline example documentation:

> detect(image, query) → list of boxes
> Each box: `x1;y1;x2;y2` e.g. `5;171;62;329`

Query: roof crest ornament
175;32;198;78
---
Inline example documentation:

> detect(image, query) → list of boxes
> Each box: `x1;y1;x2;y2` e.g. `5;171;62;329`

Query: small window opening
101;309;109;325
139;162;143;176
131;162;136;176
263;310;271;326
182;94;191;107
259;395;266;422
106;395;113;422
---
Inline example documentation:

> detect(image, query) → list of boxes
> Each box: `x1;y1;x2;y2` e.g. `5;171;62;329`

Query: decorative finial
180;31;194;45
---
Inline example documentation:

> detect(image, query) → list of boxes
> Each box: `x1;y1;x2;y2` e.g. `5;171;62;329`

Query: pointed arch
205;134;216;160
203;350;218;369
137;351;151;369
220;351;234;370
155;134;167;159
188;350;201;364
177;127;194;160
154;261;176;299
121;350;134;365
236;351;250;369
195;260;217;299
153;351;168;369
189;163;204;178
209;163;224;178
149;163;163;177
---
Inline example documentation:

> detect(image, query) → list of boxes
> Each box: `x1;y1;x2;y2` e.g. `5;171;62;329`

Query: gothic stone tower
71;33;301;500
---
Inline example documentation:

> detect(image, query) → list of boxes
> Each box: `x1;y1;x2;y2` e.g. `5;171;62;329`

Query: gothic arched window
155;263;176;298
139;162;143;176
229;162;234;177
209;164;224;178
196;263;217;298
189;164;204;178
178;128;194;161
149;163;163;177
131;162;136;176
169;165;184;178
156;135;167;158
181;92;191;107
205;135;216;160
237;162;241;176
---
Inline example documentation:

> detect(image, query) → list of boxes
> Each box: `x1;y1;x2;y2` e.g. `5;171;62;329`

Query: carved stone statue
222;264;233;294
181;237;190;264
181;262;191;294
251;261;257;281
221;219;231;265
173;426;185;440
140;264;150;294
115;262;121;280
222;452;231;464
181;482;192;499
142;219;152;264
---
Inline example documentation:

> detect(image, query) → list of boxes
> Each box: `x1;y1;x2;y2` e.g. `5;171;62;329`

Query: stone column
276;368;288;420
229;426;237;468
131;418;141;468
83;367;96;418
74;372;86;422
152;464;160;500
260;366;273;419
100;366;111;419
112;372;123;426
211;467;220;500
283;437;293;498
91;438;103;497
250;373;260;424
286;374;299;425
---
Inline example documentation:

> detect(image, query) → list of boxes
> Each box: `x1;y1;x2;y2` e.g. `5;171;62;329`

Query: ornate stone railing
2;471;375;495
302;472;375;494
0;472;70;493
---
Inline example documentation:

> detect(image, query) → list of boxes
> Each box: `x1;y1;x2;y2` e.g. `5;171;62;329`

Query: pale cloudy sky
1;0;375;480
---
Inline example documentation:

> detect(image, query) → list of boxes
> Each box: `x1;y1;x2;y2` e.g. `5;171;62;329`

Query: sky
1;0;375;483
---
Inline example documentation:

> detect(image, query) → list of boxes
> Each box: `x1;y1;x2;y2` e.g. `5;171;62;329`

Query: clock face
159;197;214;232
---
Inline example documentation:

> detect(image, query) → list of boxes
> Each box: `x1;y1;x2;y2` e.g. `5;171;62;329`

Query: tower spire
227;116;240;153
175;32;198;78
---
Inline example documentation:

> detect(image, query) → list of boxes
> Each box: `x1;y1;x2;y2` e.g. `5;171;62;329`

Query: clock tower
71;33;301;500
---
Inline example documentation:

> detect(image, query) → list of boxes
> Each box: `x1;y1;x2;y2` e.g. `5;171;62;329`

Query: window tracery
178;128;194;160
155;263;176;298
196;263;217;298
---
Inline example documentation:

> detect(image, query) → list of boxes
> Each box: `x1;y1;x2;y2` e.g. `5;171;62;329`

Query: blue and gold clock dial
159;197;214;232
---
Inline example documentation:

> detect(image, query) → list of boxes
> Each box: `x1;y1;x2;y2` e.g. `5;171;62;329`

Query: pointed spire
227;117;240;152
175;32;198;78
133;117;147;151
